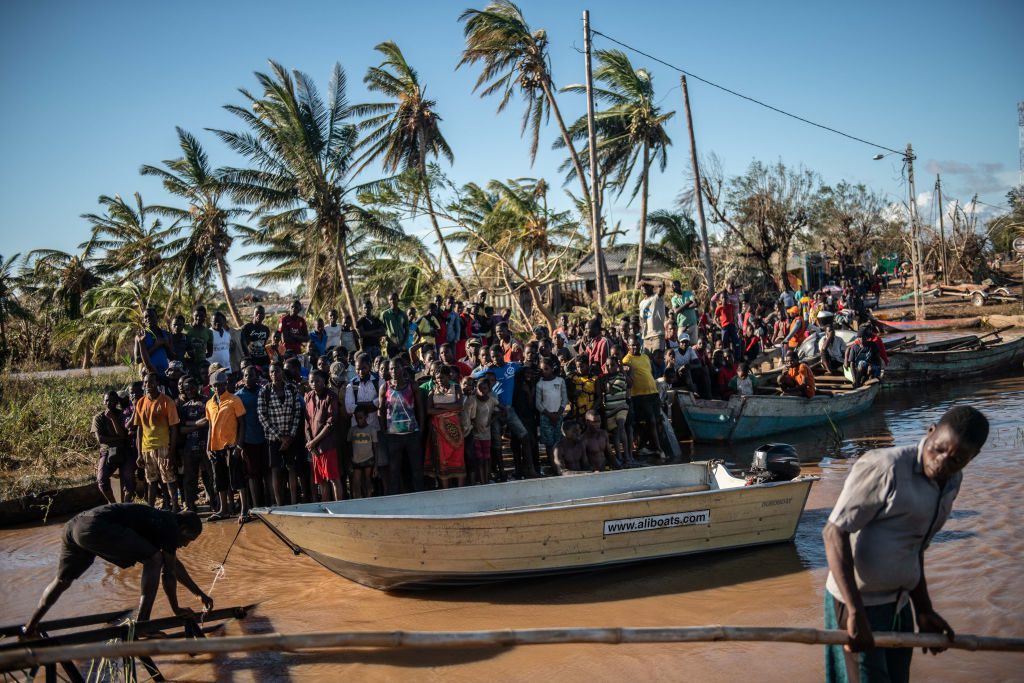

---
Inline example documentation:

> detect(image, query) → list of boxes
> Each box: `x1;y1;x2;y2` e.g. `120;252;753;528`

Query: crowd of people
92;271;888;522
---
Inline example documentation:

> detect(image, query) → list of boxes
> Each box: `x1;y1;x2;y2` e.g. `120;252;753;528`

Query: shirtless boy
581;409;616;471
552;420;587;474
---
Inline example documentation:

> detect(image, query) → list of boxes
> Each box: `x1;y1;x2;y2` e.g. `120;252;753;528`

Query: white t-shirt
209;329;233;370
324;323;342;350
818;334;846;362
640;294;666;340
674;346;700;367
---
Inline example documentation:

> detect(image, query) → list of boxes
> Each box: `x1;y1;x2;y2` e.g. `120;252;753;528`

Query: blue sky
1;0;1021;287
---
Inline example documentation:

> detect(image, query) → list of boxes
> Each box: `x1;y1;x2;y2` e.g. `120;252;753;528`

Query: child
552;420;587;474
464;373;499;485
730;362;758;397
535;357;568;469
599;356;634;466
566;357;597;419
347;407;378;499
460;375;478;483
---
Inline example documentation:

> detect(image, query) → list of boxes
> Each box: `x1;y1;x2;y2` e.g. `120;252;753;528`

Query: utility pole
582;10;607;307
905;143;925;320
680;75;715;292
935;174;949;285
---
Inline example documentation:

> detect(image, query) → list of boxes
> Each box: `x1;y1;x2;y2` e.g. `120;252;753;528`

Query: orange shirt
205;391;246;451
133;393;180;451
781;363;816;398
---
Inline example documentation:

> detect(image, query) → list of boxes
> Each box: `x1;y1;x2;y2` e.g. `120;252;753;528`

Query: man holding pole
822;405;989;682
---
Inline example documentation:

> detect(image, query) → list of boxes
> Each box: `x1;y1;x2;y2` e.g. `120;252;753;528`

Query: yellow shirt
133;394;180;451
623;352;657;397
205;391;246;451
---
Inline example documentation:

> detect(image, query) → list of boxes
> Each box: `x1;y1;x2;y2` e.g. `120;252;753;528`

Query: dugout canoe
253;463;815;590
869;314;982;333
881;335;1024;386
676;383;880;443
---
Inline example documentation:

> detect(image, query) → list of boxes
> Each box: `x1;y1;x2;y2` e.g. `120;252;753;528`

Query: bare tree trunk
335;226;359;324
422;177;469;298
542;80;606;306
215;256;243;327
633;142;651;289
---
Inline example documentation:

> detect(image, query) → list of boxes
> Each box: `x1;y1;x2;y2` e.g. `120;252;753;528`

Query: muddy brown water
2;372;1022;682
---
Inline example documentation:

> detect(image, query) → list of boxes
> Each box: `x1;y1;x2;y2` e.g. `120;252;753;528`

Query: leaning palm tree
212;61;393;322
458;0;607;304
141;127;245;325
562;49;673;288
354;41;468;297
81;193;179;294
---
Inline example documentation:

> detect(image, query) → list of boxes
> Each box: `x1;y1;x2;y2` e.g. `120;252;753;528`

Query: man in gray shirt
822;405;989;683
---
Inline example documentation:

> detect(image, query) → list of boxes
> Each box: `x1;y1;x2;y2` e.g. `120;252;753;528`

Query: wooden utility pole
680;75;715;291
905;143;925;320
582;10;607;306
935;174;949;285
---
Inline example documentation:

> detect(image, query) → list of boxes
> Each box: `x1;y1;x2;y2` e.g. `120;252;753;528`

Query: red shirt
584;336;611;374
278;314;309;354
715;303;736;327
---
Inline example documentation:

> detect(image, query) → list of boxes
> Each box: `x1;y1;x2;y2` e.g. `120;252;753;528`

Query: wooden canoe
253;463;816;590
882;335;1024;386
869;315;982;333
676;383;879;443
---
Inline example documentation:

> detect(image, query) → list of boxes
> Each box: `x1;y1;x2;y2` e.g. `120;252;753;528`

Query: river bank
2;373;1022;681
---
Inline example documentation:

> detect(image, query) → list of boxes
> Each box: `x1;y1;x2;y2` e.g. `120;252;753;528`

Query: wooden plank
0;610;132;638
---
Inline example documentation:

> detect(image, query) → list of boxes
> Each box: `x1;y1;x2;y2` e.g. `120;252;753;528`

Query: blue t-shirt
474;362;520;406
308;330;328;357
234;386;266;445
144;330;170;373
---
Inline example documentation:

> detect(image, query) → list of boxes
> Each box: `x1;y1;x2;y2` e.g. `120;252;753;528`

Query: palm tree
458;0;607;304
23;247;102;320
645;209;699;267
449;177;583;325
212;61;394;322
140;127;245;326
562;49;673;288
0;253;29;356
354;41;468;297
81;193;179;294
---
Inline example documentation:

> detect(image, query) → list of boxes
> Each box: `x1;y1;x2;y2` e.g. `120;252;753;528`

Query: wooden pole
582;10;608;307
905;144;925;320
681;75;716;292
936;174;949;285
2;626;1022;670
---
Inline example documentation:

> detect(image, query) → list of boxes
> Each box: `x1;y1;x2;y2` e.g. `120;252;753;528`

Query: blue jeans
824;593;913;683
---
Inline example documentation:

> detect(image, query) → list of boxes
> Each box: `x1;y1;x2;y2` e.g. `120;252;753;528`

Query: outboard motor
746;443;801;485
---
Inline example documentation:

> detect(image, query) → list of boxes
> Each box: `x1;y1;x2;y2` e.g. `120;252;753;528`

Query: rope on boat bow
201;523;245;626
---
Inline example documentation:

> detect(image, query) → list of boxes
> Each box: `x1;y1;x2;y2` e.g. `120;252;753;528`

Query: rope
200;523;245;627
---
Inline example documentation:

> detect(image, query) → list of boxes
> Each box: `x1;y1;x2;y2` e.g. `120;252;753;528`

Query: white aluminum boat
254;463;817;590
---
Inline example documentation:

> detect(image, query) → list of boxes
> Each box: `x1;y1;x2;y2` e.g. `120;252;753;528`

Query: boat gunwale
678;382;879;413
253;475;819;522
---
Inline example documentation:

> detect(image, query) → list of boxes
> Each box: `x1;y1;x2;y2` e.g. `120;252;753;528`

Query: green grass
0;369;135;501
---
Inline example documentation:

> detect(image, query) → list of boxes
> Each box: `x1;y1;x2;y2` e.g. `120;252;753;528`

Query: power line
589;28;905;157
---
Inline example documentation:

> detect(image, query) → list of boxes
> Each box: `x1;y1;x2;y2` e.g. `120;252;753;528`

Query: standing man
823;406;989;683
305;370;343;501
381;292;410;358
92;390;132;504
235;365;269;508
258;363;304;506
639;281;666;366
240;305;271;371
22;504;210;637
278;300;309;356
135;307;172;377
623;337;665;458
671;279;699;342
185;306;213;382
324;308;343;355
356;300;386;359
133;372;180;510
205;369;247;522
472;346;533;482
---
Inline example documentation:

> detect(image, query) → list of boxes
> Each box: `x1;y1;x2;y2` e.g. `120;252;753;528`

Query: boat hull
883;336;1024;386
677;384;879;443
255;465;814;590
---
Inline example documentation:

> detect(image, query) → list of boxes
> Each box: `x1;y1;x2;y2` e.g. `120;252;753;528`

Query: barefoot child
347;407;378;498
464;372;499;485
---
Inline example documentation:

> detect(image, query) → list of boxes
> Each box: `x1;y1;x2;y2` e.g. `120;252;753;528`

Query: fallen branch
1;625;1022;670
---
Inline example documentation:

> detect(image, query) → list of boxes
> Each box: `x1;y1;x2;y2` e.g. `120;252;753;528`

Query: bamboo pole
1;626;1022;670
